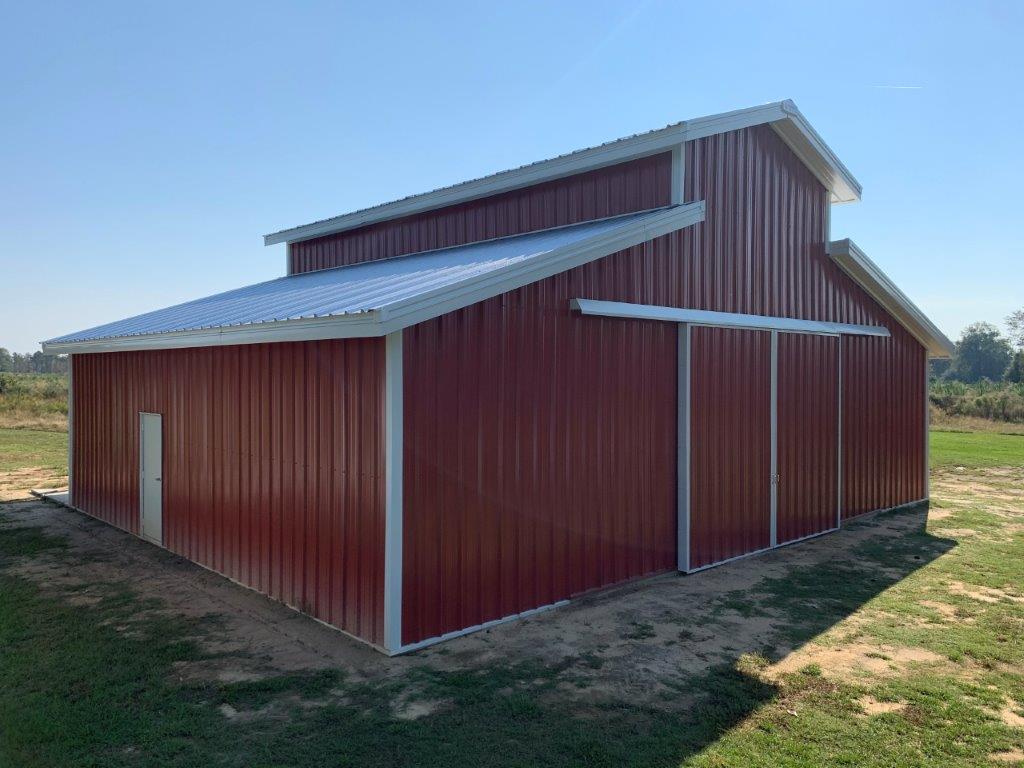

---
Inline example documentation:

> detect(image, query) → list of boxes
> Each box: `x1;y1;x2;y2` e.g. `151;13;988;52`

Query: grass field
0;373;67;431
0;429;1022;766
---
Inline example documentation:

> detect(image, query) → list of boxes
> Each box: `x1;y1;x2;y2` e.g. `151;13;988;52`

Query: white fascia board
828;238;955;358
572;298;890;338
40;311;385;355
43;203;705;356
264;101;861;245
376;202;706;334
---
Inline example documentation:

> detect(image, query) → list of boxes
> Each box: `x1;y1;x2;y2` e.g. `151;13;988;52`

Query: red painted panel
402;124;927;642
70;340;386;646
689;327;772;569
777;333;839;542
289;153;673;274
841;339;926;518
401;308;678;645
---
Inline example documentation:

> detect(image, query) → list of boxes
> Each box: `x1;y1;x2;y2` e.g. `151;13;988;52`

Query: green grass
0;426;1020;765
930;429;1024;468
0;428;67;472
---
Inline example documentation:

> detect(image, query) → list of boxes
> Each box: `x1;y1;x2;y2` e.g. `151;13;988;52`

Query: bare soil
0;492;936;707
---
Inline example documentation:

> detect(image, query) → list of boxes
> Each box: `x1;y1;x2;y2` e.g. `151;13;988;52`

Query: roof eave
263;100;860;246
827;238;955;358
41;310;385;356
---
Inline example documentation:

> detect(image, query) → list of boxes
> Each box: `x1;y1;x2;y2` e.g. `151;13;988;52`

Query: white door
139;412;163;545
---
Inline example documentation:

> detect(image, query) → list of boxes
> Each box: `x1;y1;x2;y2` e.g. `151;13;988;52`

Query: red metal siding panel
777;333;840;542
402;124;927;643
402;306;678;645
689;327;772;569
70;340;386;646
289;153;673;274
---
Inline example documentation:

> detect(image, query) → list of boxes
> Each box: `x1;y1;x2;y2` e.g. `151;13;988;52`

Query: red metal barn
44;101;954;654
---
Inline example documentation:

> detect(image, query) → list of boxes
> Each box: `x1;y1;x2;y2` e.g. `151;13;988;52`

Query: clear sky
1;0;1021;353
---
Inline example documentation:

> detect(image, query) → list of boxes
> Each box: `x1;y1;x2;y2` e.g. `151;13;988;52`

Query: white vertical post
384;330;404;653
924;350;930;501
837;336;843;528
769;331;778;548
677;323;690;572
670;144;685;205
67;354;74;502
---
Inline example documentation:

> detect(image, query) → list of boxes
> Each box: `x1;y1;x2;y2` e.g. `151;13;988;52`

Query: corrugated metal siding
401;308;677;645
842;339;926;518
289;153;673;274
689;327;772;569
402;124;926;643
777;333;839;542
71;340;386;645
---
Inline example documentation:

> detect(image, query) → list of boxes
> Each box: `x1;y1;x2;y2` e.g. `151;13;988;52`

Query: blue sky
1;0;1021;352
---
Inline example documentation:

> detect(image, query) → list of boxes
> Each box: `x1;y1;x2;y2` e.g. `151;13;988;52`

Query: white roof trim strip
43;203;705;355
571;299;890;338
828;238;955;358
264;100;860;246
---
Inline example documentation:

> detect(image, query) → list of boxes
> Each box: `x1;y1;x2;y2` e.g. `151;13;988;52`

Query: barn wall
288;153;673;274
71;340;386;646
401;124;927;644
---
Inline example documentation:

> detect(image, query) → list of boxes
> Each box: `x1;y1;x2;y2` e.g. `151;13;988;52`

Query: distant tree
929;358;951;380
946;322;1013;383
1007;351;1024;384
0;348;11;372
1008;309;1024;350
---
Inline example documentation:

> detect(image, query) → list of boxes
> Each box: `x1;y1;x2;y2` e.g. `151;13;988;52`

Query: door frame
138;411;164;546
678;324;842;573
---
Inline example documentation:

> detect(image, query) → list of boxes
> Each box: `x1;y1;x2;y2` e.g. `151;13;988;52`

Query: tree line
0;349;69;375
931;309;1024;383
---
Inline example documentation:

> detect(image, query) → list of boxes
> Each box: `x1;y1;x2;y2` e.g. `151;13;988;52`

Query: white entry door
139;412;163;545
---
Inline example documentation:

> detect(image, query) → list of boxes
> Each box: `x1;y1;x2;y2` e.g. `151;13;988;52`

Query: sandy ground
0;467;67;501
0;490;941;706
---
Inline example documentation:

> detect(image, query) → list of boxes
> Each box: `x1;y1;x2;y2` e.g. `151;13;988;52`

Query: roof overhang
828;238;955;358
44;203;706;355
264;100;860;246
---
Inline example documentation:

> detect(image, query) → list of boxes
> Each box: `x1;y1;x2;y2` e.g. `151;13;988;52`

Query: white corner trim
571;299;890;338
828;238;955;358
264;100;860;245
67;355;73;502
383;330;404;653
46;203;706;356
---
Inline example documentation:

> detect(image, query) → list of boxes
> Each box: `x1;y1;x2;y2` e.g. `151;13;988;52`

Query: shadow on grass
0;501;955;768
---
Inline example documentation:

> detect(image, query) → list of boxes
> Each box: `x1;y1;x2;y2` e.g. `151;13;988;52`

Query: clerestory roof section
43;203;705;355
264;100;861;246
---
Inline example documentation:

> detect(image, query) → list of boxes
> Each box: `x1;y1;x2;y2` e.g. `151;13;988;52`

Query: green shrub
930;380;1024;423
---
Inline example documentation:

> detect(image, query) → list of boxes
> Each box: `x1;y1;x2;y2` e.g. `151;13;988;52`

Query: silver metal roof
45;209;681;349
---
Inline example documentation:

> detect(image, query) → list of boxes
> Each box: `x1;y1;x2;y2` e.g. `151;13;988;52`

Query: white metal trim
383;330;404;653
388;600;571;656
264;100;860;245
670;144;684;205
924;348;930;500
828;238;954;358
44;204;706;356
66;355;73;501
677;324;691;572
571;299;889;338
837;336;844;527
770;331;778;548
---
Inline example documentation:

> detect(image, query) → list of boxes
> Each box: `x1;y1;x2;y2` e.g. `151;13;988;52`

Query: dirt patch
856;695;907;716
919;600;970;623
1001;700;1024;729
766;642;946;682
990;748;1024;764
949;581;1024;605
0;469;66;501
